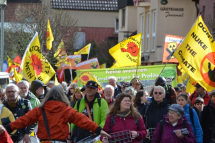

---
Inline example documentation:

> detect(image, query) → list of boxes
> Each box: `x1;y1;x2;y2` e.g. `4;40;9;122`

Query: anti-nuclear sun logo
120;42;139;57
29;54;43;76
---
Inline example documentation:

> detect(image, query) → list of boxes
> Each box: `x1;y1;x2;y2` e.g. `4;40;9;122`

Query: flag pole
87;43;91;60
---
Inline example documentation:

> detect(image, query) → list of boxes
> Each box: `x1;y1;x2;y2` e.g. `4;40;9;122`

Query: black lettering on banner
38;76;43;81
185;44;197;57
191;32;208;50
198;22;214;43
45;70;49;74
29;46;41;53
126;54;137;63
25;62;34;79
178;50;196;73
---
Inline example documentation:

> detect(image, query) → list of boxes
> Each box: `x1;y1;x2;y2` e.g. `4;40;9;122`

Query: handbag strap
42;108;51;139
85;103;93;121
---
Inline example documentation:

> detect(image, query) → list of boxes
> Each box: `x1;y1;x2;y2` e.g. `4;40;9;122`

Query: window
140;13;145;52
73;32;85;49
202;6;205;20
151;10;156;51
146;12;150;52
115;18;119;32
122;8;126;27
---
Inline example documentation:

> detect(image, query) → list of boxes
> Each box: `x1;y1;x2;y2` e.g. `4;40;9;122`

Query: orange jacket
9;100;99;140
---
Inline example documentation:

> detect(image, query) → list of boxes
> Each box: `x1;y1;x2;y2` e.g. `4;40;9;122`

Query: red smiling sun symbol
121;42;139;57
29;54;43;76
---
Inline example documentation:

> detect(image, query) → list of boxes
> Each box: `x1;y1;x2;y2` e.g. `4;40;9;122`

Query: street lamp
0;0;6;72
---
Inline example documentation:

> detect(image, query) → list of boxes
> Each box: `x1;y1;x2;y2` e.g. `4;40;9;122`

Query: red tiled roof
51;0;118;11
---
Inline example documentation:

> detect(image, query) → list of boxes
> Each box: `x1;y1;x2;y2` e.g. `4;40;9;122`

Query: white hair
124;86;137;96
5;84;19;92
17;80;30;88
108;76;117;82
105;84;114;92
154;86;166;95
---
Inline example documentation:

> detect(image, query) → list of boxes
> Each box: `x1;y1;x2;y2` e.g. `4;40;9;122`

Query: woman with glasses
101;93;147;143
67;83;78;101
141;86;169;143
152;104;196;143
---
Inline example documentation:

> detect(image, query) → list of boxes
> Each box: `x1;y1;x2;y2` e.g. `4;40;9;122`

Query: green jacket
71;96;109;131
26;91;40;109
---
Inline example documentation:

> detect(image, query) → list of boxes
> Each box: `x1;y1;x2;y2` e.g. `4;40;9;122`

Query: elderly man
141;86;169;143
71;80;109;142
3;84;35;143
104;85;115;107
0;88;6;102
108;76;122;98
17;80;40;109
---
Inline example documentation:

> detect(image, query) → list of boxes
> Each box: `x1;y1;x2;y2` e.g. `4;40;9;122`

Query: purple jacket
152;115;196;143
100;114;147;143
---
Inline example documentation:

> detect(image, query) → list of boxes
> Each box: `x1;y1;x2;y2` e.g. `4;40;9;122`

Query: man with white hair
17;80;40;109
108;76;122;98
104;85;115;107
3;84;35;143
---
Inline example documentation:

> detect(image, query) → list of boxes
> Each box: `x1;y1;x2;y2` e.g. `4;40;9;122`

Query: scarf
210;100;215;109
198;91;206;98
7;96;18;107
116;109;131;118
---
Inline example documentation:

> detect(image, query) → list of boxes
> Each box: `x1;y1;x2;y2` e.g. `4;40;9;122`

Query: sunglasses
154;92;163;95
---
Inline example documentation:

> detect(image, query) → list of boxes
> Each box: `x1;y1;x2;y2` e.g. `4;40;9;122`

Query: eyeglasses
70;88;74;90
154;92;163;95
6;91;16;94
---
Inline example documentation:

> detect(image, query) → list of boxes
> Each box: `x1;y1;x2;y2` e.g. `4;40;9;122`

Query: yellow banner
14;69;23;82
47;19;54;50
74;43;91;55
20;32;55;84
186;77;196;93
7;56;13;67
109;33;142;67
54;41;70;67
173;15;215;91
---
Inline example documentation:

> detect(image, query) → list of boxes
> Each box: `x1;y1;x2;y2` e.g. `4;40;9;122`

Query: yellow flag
7;56;13;67
100;63;106;68
177;73;188;83
14;68;23;82
47;19;54;50
111;62;120;68
55;74;59;85
74;43;91;55
109;33;142;67
20;32;55;84
72;76;77;83
186;77;196;93
54;41;70;67
173;15;215;91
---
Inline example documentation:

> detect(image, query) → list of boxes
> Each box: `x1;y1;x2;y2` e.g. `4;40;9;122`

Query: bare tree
4;3;78;66
207;15;215;36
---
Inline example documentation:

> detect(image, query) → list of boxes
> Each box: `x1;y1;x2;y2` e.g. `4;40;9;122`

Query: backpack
159;119;188;137
76;98;101;111
189;107;194;127
109;115;139;132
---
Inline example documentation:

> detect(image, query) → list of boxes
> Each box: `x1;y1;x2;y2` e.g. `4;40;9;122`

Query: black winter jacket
201;100;215;143
3;97;36;143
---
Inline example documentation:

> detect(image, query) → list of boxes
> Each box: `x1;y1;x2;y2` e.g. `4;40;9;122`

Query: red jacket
0;131;13;143
189;91;210;106
9;100;99;140
101;114;147;143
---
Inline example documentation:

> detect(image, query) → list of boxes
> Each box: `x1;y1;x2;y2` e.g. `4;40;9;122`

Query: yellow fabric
74;43;91;55
174;15;215;91
14;69;23;82
109;33;142;67
7;56;13;67
0;106;16;135
47;19;54;50
100;63;106;68
186;77;196;94
20;32;55;84
55;74;59;85
54;41;70;67
111;62;120;68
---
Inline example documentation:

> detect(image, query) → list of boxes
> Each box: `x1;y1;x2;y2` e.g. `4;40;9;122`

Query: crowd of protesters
0;75;214;143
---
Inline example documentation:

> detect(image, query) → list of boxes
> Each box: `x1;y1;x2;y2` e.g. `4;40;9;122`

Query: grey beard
20;93;28;98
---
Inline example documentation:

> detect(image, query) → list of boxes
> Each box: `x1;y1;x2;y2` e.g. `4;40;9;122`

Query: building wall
137;0;197;64
118;6;137;42
199;0;215;25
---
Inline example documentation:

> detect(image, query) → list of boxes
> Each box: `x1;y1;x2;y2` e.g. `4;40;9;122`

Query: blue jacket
183;103;203;143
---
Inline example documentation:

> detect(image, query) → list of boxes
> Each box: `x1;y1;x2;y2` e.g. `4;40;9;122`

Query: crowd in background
0;75;214;143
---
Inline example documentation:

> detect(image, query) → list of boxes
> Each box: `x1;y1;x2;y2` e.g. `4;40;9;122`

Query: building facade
118;0;198;65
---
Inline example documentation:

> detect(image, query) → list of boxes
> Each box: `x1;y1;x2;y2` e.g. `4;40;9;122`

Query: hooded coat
30;80;47;101
201;100;215;143
7;100;101;140
152;115;196;143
